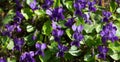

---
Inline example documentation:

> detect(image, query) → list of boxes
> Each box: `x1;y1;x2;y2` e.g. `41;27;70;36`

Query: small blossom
13;38;24;51
42;0;54;9
102;11;112;22
56;44;67;57
88;1;96;12
0;57;7;62
29;0;37;10
35;43;47;56
98;46;108;59
100;22;118;44
46;7;65;21
20;51;35;62
82;13;92;24
65;18;75;27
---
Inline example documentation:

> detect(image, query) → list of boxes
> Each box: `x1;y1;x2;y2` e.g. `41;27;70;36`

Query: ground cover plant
0;0;120;62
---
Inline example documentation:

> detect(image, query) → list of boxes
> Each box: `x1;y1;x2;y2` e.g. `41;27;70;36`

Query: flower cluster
20;51;35;62
71;24;84;47
0;0;120;61
98;46;108;60
100;22;118;44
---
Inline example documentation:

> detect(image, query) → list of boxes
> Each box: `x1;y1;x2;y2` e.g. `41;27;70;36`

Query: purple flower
0;57;6;62
52;21;61;29
35;43;47;56
56;44;67;57
98;46;108;59
32;30;38;40
71;24;84;47
13;38;24;51
102;11;112;22
5;24;16;32
14;11;24;23
100;22;118;44
65;18;75;27
42;0;54;9
72;32;84;41
74;9;83;16
82;13;92;24
74;0;88;16
71;40;80;47
29;0;37;10
46;7;65;21
52;21;64;42
16;25;22;32
14;0;22;10
88;1;96;12
75;0;88;8
52;29;64;42
72;24;84;33
20;51;35;62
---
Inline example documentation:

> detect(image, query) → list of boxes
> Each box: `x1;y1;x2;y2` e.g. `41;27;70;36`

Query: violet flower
56;44;67;57
20;51;35;62
42;0;54;9
100;22;118;44
102;11;112;22
65;18;75;27
88;1;96;12
52;21;64;42
13;38;24;51
98;46;108;60
29;0;37;10
71;24;84;47
82;13;92;24
14;11;24;23
46;7;65;21
0;57;7;62
35;43;47;56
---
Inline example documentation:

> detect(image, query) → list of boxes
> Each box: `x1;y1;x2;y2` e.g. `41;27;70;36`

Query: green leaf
110;53;120;60
7;40;14;50
53;0;61;8
95;24;102;33
2;10;15;24
110;1;117;12
7;58;16;62
65;1;74;12
1;36;10;45
65;28;72;40
116;8;120;14
108;41;120;53
26;0;34;5
39;50;52;62
42;21;52;36
34;9;45;16
21;8;33;20
84;24;95;33
76;17;84;26
24;34;35;46
115;23;120;37
68;46;80;56
84;53;95;61
26;25;34;32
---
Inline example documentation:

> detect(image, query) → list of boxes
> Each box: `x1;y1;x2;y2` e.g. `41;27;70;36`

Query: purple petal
77;25;83;33
35;43;41;49
41;43;47;50
46;9;52;16
72;24;77;31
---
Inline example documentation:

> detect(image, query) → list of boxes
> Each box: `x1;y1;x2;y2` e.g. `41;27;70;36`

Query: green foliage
2;10;15;25
42;21;52;36
21;8;33;20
